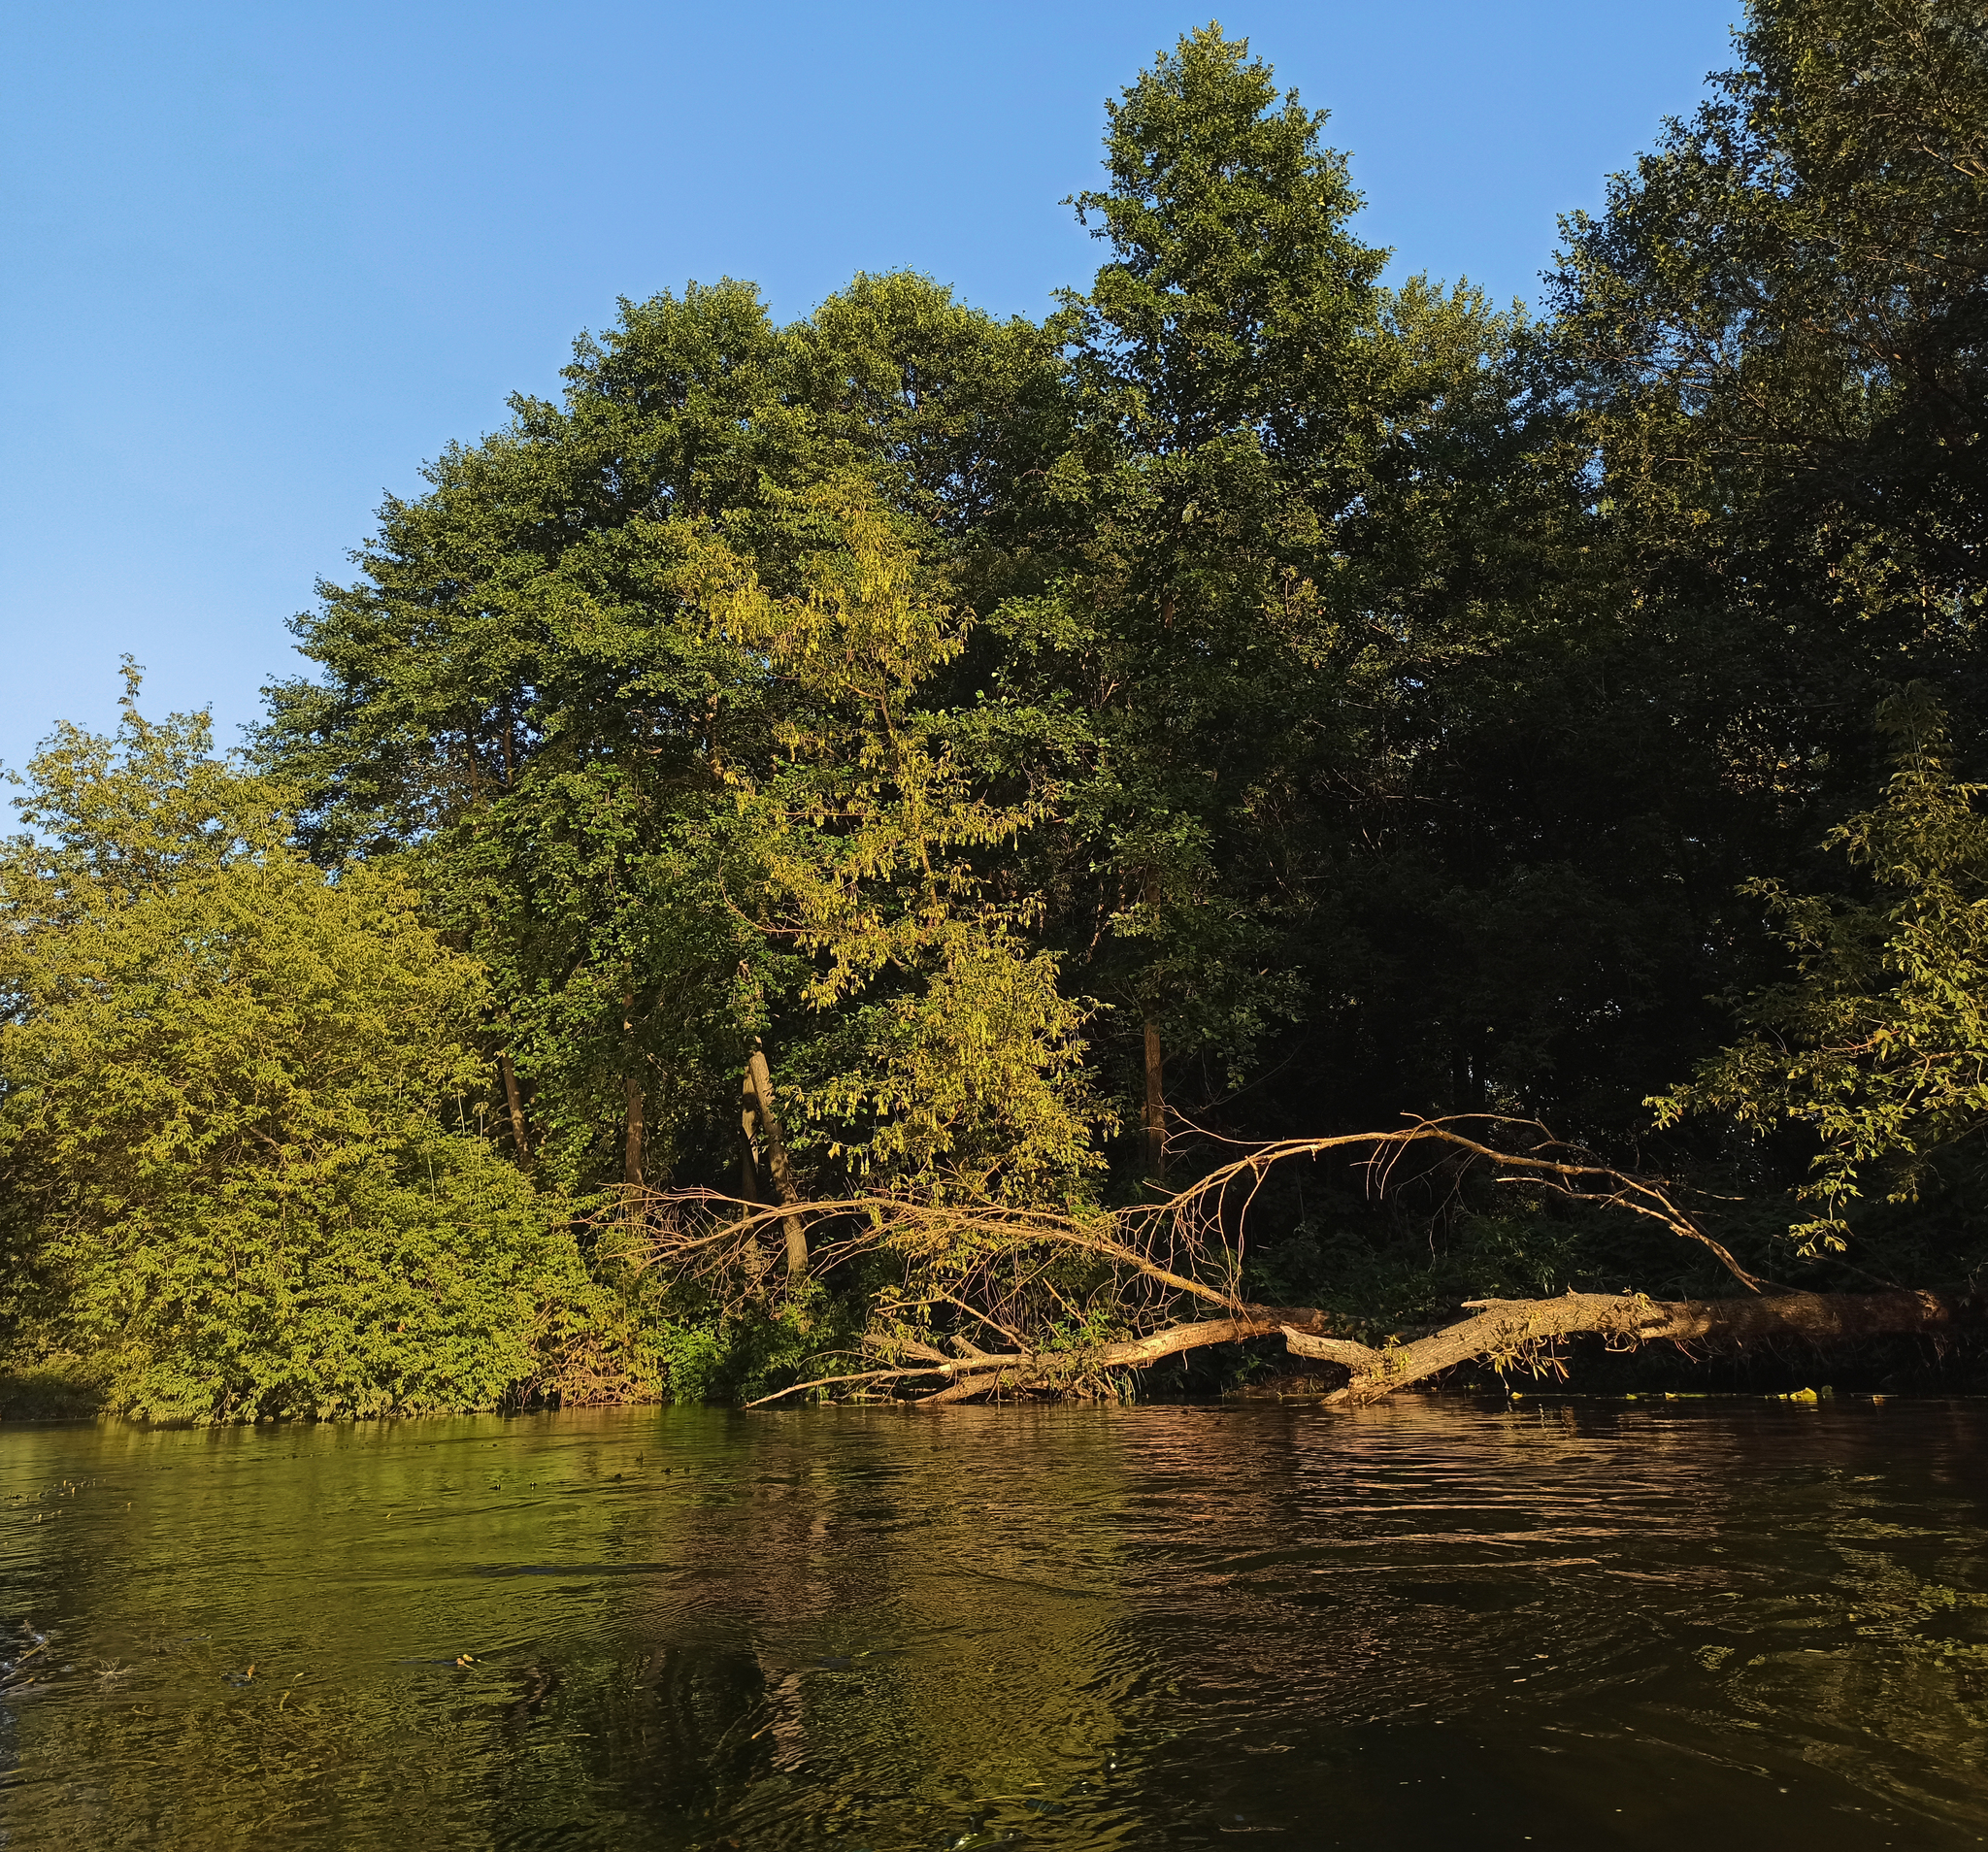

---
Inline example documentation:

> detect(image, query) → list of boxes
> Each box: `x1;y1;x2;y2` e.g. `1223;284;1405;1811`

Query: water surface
3;1398;1986;1849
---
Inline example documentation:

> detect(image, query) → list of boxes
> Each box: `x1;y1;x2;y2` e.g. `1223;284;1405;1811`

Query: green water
3;1399;1986;1849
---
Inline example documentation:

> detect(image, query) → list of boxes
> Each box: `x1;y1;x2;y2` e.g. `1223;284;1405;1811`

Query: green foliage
695;484;1110;1198
1067;21;1384;457
1551;0;1988;794
1026;24;1394;1092
0;678;596;1419
7;5;1976;1410
260;270;1081;1201
1657;689;1988;1252
648;1297;846;1406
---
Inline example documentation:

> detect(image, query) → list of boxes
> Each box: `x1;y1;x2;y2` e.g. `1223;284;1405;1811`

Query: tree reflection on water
3;1401;1986;1848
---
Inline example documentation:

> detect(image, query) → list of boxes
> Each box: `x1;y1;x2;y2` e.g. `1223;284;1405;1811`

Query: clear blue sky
0;1;1742;776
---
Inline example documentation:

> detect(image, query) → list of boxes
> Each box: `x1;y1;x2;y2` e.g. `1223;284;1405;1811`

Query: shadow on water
3;1398;1987;1849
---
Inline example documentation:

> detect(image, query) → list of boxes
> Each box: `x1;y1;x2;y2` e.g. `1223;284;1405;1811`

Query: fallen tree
613;1116;1984;1408
739;1290;1983;1408
1283;1287;1984;1405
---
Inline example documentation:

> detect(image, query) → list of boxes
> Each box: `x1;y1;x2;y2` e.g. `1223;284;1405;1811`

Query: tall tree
996;24;1392;1170
263;274;1074;1197
1551;0;1988;827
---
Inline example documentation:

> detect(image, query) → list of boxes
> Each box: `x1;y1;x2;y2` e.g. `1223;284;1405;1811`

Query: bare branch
613;1114;1777;1407
744;1366;948;1408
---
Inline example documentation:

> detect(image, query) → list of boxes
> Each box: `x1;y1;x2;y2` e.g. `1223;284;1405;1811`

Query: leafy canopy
697;484;1110;1199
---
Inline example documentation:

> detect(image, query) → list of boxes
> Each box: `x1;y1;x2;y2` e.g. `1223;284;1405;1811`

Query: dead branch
743;1366;946;1408
611;1114;1801;1407
1148;1117;1761;1291
743;1288;1983;1409
746;1309;1335;1407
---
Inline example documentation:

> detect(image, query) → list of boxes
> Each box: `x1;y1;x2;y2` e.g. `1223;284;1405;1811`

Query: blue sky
0;0;1741;777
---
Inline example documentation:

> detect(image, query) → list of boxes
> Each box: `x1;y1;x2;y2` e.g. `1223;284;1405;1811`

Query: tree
1522;0;1988;1250
0;672;594;1419
999;27;1641;1175
931;26;1389;1181
692;482;1109;1202
229;5;1988;1406
1656;687;1988;1254
1550;0;1988;827
263;273;1077;1200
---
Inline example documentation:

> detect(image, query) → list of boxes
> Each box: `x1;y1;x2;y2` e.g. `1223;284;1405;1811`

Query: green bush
0;675;594;1419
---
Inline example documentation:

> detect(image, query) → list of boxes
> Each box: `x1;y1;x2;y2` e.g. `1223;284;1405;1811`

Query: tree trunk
1143;1018;1166;1183
750;1310;1326;1408
620;990;646;1197
498;1052;530;1161
739;1073;764;1204
746;1043;810;1277
736;1075;779;1288
747;1289;1985;1409
1451;1039;1485;1114
1139;860;1167;1184
1282;1288;1984;1406
623;1075;646;1189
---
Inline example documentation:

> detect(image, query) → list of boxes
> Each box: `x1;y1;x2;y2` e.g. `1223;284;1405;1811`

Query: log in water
3;1398;1986;1849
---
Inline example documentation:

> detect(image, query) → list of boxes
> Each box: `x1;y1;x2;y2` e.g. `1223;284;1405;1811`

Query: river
2;1398;1985;1848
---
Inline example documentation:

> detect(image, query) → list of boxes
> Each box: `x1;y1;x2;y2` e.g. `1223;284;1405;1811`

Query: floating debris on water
2;1626;53;1695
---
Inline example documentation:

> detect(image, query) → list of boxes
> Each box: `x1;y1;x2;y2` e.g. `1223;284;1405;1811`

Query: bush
0;675;595;1419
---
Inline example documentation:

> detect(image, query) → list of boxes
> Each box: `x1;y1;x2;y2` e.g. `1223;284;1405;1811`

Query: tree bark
736;1076;779;1289
498;1051;530;1161
619;991;646;1193
623;1075;646;1189
1140;860;1167;1184
739;1074;764;1204
746;1043;810;1277
745;1289;1983;1409
746;1308;1332;1406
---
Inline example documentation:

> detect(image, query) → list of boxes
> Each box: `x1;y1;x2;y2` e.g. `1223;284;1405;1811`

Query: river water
2;1398;1985;1849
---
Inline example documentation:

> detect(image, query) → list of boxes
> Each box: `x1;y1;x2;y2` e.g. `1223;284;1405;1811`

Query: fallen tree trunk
1285;1287;1985;1406
746;1288;1983;1408
636;1119;1984;1411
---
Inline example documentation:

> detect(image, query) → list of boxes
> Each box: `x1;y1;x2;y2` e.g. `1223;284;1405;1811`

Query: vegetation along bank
4;2;1986;1419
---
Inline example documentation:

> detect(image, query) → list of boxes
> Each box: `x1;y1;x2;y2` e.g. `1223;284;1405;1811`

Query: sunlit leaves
0;689;592;1418
694;483;1111;1201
